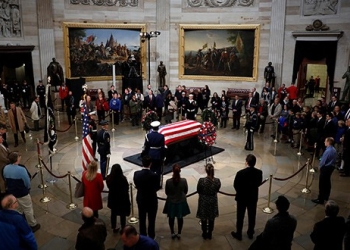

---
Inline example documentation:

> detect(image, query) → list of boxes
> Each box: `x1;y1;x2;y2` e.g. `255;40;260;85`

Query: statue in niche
264;62;275;86
157;61;167;87
341;66;350;102
0;0;22;38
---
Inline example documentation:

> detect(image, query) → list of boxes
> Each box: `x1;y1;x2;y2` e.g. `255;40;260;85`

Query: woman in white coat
30;96;41;131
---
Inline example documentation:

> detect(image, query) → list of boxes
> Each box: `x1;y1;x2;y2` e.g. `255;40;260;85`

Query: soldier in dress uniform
36;80;46;108
21;80;31;109
245;105;258;151
89;111;98;161
97;120;110;179
185;94;198;120
143;121;165;187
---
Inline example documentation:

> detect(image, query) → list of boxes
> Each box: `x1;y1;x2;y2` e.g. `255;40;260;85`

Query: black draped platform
123;137;224;174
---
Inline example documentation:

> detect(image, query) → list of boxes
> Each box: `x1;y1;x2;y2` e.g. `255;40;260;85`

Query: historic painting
63;22;146;81
179;24;260;81
302;0;339;16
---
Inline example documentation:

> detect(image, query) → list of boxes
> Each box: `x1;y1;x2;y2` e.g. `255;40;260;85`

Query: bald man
121;225;159;250
75;207;107;250
0;194;37;250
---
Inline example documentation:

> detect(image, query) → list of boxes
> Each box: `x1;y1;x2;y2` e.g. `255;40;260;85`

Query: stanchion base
46;178;57;184
128;217;139;224
309;168;316;173
262;207;274;214
66;203;77;210
297;152;302;156
75;137;79;141
301;188;311;193
274;140;277;143
40;196;51;203
38;184;48;189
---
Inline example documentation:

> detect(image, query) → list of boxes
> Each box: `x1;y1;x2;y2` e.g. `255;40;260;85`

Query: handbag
74;182;84;198
24;123;30;133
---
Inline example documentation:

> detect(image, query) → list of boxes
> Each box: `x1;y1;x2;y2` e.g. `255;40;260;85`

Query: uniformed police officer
89;111;98;161
97;120;110;179
143;121;165;186
245;105;258;151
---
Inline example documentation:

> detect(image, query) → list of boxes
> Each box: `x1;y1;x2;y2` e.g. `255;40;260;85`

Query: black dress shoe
247;233;254;239
202;233;208;239
311;199;324;204
231;231;242;241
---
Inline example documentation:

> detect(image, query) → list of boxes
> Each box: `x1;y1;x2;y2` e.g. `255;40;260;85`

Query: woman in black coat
106;164;131;233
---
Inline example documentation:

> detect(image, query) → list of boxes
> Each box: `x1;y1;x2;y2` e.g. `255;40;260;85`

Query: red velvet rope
273;163;307;181
56;124;73;132
40;158;69;179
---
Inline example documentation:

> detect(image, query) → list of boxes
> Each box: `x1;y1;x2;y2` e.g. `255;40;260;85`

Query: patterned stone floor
15;106;349;250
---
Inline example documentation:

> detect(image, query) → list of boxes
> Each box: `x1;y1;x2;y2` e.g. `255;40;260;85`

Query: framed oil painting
179;24;260;81
63;22;146;81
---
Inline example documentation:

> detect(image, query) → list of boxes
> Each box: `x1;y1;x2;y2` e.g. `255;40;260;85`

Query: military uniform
185;98;198;120
97;123;110;178
144;121;165;186
245;108;258;151
36;83;46;108
89;117;98;158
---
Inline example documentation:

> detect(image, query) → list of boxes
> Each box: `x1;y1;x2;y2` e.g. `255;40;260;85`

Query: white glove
107;154;111;158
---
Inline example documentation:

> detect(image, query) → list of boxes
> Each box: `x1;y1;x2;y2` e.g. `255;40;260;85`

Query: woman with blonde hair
196;163;221;240
163;164;190;239
82;161;104;218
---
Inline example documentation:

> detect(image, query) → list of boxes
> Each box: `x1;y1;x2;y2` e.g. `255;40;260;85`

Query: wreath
198;121;217;146
141;111;159;131
201;108;218;126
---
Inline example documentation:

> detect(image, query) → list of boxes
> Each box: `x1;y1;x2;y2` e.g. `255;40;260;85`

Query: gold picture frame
63;22;146;81
179;24;260;81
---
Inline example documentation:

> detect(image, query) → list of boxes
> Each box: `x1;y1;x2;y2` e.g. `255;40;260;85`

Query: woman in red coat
95;93;108;122
82;161;104;218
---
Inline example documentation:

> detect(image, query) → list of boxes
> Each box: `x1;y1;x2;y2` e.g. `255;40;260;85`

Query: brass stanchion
74;118;79;141
66;171;77;210
57;110;60;123
111;111;115;132
297;131;303;156
38;157;51;203
310;143;317;173
105;155;111;179
128;183;139;224
273;120;278;156
262;175;274;214
302;159;311;193
36;139;47;189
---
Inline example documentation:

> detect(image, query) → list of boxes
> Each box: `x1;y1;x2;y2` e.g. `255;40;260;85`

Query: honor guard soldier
185;94;198;120
97;120;110;179
89;111;98;161
245;105;258;151
143;121;165;186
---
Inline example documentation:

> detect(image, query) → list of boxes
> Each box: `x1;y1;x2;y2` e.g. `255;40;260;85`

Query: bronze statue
47;58;64;92
264;62;275;86
157;61;167;87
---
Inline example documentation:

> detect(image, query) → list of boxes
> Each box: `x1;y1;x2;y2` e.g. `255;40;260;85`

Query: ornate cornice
186;0;254;8
70;0;138;7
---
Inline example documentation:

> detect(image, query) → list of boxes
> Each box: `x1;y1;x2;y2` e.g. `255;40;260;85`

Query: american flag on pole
82;103;94;170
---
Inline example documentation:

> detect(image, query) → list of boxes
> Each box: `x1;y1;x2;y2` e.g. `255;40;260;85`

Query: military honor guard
143;121;165;186
89;111;98;161
185;94;198;120
245;105;258;151
97;120;110;179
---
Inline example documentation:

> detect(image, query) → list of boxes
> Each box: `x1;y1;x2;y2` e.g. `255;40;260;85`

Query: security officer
97;120;110;179
143;121;165;186
89;111;98;161
36;80;46;108
245;105;258;151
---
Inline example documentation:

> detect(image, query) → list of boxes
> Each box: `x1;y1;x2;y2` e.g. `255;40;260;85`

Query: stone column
36;0;55;83
155;0;170;90
268;0;287;87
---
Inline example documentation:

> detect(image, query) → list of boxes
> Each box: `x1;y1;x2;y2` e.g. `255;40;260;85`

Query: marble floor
14;108;350;250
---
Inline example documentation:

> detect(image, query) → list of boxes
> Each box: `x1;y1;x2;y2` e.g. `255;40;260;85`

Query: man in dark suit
143;121;165;185
133;155;160;239
310;200;345;250
315;111;325;158
232;95;242;130
327;95;340;112
252;88;260;105
155;91;164;121
143;90;156;112
231;154;263;241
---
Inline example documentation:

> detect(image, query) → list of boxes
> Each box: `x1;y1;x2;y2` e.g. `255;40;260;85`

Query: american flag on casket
158;120;202;146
